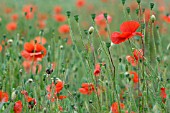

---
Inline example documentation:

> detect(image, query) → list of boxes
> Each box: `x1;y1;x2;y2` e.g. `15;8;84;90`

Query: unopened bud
7;39;13;44
88;26;94;35
150;15;156;23
60;45;64;49
26;78;33;84
11;90;18;101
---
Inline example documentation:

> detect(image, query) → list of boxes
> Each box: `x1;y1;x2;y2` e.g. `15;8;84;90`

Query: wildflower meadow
0;0;170;113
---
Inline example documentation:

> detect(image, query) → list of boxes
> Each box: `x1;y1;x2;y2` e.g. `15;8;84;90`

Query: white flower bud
151;15;156;23
88;26;94;35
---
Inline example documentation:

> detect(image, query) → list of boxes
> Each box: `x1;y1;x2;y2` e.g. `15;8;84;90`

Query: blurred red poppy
79;83;95;95
21;42;47;61
0;90;8;102
111;102;125;113
76;0;86;8
11;14;19;21
129;71;139;83
54;14;66;22
31;36;47;45
111;21;142;44
94;64;101;76
58;24;70;34
126;49;143;67
14;100;22;113
95;13;112;27
160;87;166;99
6;22;17;31
46;80;64;94
22;61;42;74
54;6;62;14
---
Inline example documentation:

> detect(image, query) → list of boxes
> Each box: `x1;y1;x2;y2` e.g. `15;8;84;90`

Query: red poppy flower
160;87;166;99
21;42;47;61
110;21;142;44
58;24;70;34
30;36;47;45
76;0;86;8
22;61;42;74
95;13;112;27
0;45;2;52
4;7;13;14
25;96;37;109
54;14;66;22
14;100;22;113
11;14;19;21
94;64;101;76
6;22;17;31
37;20;46;29
25;12;34;20
129;71;139;83
126;49;143;67
23;5;36;13
54;6;62;14
0;90;9;102
58;105;63;111
38;13;48;21
163;14;170;23
111;102;125;113
46;80;64;94
79;83;95;95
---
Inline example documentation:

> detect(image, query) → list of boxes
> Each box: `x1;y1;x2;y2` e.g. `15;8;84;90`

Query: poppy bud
11;90;18;101
126;7;130;14
121;0;126;5
46;68;53;75
88;26;94;35
103;13;107;20
91;14;96;21
43;107;47;113
150;3;154;10
26;78;33;84
89;100;93;104
136;0;141;4
150;15;156;23
124;72;129;77
7;39;13;44
74;15;79;22
66;11;71;18
84;30;88;35
106;42;111;49
60;45;64;49
136;9;139;15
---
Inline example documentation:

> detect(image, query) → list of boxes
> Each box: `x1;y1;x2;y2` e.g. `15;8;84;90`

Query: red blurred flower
4;7;12;14
0;45;2;52
110;21;142;44
160;87;166;99
0;90;8;102
76;0;86;8
58;24;70;34
23;5;36;13
94;64;101;76
11;14;19;21
37;20;46;29
111;102;125;113
38;13;48;21
25;12;34;20
21;42;47;61
160;87;166;103
95;13;112;27
46;80;64;94
126;49;143;67
14;100;22;113
54;14;66;22
79;83;95;95
6;22;17;31
163;14;170;23
22;61;42;74
129;71;139;83
31;36;47;45
54;6;62;14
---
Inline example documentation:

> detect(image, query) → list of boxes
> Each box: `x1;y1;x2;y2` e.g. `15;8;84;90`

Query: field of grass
0;0;170;113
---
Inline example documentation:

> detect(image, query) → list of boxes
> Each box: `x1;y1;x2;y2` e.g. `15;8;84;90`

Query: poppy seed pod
150;3;154;10
151;15;156;23
66;11;71;18
88;26;94;35
91;14;96;21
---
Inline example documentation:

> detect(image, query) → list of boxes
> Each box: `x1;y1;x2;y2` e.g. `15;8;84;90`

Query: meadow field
0;0;170;113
